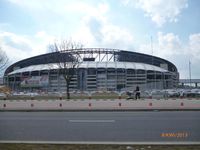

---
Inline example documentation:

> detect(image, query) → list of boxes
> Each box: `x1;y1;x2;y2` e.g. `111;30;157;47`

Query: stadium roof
8;61;168;75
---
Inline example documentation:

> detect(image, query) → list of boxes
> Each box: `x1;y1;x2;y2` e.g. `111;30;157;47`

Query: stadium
4;48;179;92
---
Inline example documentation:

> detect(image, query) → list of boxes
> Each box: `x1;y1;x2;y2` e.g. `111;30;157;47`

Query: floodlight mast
151;36;156;90
189;60;192;87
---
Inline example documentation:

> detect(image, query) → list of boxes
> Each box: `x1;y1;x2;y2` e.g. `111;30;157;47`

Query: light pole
151;36;156;89
189;60;191;87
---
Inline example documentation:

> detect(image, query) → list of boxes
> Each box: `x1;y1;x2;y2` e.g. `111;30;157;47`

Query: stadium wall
4;48;179;92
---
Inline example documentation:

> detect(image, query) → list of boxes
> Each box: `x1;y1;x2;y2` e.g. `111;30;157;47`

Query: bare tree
48;40;83;99
0;47;9;76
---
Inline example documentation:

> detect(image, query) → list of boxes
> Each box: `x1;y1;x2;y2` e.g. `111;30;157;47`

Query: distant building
4;48;179;91
179;79;200;88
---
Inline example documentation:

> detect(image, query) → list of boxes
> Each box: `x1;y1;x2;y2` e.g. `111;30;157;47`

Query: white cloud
138;32;182;57
138;32;200;79
8;0;108;20
188;33;200;61
7;0;135;50
0;32;31;61
0;31;55;63
64;2;109;17
8;0;66;12
157;32;183;56
7;0;136;50
4;0;198;79
73;2;135;50
34;31;56;47
124;0;188;27
101;23;134;49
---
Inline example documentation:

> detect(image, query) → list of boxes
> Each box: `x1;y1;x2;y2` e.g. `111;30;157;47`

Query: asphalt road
0;111;200;143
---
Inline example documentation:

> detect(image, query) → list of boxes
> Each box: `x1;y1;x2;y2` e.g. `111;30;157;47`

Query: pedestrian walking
135;86;140;99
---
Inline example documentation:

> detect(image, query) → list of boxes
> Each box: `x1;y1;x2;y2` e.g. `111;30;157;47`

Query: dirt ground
0;144;200;150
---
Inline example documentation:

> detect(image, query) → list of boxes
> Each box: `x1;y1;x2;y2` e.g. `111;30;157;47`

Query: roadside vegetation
0;92;128;100
0;144;199;150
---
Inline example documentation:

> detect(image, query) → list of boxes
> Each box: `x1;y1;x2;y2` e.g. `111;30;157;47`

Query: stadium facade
4;48;179;92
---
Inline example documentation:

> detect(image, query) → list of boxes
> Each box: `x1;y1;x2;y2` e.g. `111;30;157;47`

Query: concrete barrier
0;98;200;111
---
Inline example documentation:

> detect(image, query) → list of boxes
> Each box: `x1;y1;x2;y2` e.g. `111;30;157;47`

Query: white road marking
69;120;115;123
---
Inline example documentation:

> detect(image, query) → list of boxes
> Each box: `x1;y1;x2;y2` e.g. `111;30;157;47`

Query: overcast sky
0;0;199;79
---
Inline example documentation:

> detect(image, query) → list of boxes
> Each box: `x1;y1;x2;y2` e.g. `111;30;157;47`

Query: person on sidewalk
135;86;140;100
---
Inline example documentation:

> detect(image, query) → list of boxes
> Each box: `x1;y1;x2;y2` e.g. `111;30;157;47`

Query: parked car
0;92;6;98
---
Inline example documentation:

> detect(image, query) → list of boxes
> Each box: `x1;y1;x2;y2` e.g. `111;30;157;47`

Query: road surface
0;111;200;143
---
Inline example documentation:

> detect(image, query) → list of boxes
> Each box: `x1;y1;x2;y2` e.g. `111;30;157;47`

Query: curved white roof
8;61;168;75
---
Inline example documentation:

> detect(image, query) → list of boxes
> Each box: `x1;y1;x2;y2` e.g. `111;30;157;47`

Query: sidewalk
1;98;200;111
